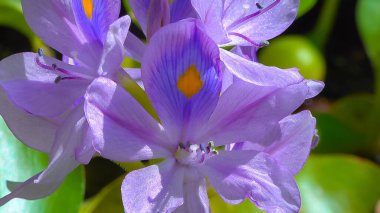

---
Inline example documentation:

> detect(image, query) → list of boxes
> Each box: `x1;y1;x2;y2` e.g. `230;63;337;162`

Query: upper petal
142;19;222;143
224;0;299;45
0;53;90;117
85;77;171;162
201;151;300;212
129;0;170;39
170;0;197;23
121;159;185;213
72;0;121;43
220;49;303;87
98;15;131;77
191;0;230;44
22;0;78;54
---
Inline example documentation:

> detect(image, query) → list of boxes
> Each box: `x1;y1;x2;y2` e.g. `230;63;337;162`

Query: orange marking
177;64;204;98
82;0;93;20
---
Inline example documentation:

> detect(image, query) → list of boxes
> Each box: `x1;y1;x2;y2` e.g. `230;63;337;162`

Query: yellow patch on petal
177;64;204;99
82;0;93;20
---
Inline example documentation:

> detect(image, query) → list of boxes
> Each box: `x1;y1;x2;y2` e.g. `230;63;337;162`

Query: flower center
175;141;218;166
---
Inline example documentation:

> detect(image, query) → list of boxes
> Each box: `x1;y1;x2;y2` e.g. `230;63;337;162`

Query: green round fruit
258;35;326;80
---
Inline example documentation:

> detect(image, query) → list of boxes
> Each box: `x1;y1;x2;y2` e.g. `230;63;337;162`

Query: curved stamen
35;54;93;82
228;32;269;47
227;0;281;30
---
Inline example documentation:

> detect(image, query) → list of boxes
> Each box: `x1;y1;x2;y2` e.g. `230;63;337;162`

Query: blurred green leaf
330;94;374;134
313;112;369;153
357;0;380;72
80;176;124;213
0;117;85;213
297;155;380;213
357;0;380;145
313;94;377;154
298;0;318;18
0;0;54;55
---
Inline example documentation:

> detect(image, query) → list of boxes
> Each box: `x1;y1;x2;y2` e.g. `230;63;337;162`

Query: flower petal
201;151;300;212
0;53;90;117
129;0;170;39
85;77;171;162
0;106;86;205
191;0;230;44
224;0;299;45
176;171;209;213
266;111;316;175
170;0;197;23
98;15;131;77
21;0;99;66
142;19;222;143
199;79;310;146
220;49;303;87
306;80;324;99
0;89;57;153
121;159;184;213
124;32;146;62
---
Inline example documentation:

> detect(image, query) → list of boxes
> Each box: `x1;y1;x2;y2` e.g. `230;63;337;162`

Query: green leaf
313;112;369;153
357;0;380;72
0;117;85;213
0;0;54;55
313;94;377;154
80;176;124;213
330;94;374;134
298;0;318;18
357;0;380;145
297;155;380;213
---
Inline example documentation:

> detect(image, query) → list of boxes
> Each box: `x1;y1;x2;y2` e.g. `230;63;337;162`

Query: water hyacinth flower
128;0;302;88
0;0;131;205
85;19;323;212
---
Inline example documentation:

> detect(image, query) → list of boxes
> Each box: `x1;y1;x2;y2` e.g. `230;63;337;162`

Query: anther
261;40;270;47
38;48;44;57
179;142;186;149
199;144;206;151
54;76;63;84
256;3;263;9
52;63;57;70
207;141;215;151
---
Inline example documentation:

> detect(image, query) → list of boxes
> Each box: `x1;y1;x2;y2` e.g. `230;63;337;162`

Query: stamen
38;48;44;57
35;57;92;82
256;3;263;9
227;0;281;30
179;142;186;149
54;76;62;84
228;32;268;48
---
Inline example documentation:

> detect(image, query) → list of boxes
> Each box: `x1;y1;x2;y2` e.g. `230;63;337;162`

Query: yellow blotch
177;64;204;98
82;0;93;20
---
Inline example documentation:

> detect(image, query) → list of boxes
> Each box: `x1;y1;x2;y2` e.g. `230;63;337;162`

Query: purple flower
0;0;131;205
85;20;322;212
129;0;303;87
